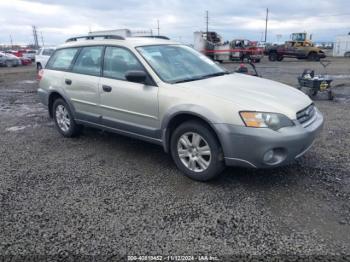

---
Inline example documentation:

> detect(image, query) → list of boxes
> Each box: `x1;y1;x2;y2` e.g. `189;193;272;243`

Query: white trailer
333;35;350;57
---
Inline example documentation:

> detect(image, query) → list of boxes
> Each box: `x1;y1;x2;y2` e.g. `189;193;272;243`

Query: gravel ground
0;58;350;261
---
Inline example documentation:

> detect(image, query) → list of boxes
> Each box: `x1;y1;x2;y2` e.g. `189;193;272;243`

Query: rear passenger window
103;46;144;80
72;46;103;76
47;48;78;70
43;48;55;56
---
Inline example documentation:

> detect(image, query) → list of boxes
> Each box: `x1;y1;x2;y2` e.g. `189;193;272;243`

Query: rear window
46;48;79;70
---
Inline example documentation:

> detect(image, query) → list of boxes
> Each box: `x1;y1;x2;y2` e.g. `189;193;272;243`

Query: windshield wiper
173;71;230;84
199;71;230;79
173;77;203;84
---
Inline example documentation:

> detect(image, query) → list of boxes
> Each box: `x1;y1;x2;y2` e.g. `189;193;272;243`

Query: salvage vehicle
19;57;32;66
35;46;56;71
0;52;20;67
266;33;326;61
194;31;263;63
22;49;36;61
38;35;324;181
5;51;32;66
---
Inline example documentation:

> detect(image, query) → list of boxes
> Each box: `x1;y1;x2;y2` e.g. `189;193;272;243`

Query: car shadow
79;126;305;192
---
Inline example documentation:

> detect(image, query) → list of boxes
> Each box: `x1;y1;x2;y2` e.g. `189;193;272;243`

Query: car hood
175;73;312;120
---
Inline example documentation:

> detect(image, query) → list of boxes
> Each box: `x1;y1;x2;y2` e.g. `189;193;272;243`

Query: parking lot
1;58;350;260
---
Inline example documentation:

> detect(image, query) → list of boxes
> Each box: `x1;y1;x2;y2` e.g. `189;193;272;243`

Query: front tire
52;98;81;137
277;55;284;61
170;121;225;181
37;63;42;71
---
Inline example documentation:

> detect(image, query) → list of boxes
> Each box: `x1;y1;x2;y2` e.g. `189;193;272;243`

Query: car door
64;46;104;123
99;46;159;139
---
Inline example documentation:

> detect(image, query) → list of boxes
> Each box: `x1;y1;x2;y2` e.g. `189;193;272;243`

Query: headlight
239;111;294;130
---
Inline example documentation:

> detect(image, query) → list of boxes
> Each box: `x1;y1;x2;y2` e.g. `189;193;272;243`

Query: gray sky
1;0;349;46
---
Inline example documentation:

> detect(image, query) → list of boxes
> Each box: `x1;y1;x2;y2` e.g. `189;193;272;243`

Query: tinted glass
103;46;144;80
72;46;103;76
137;45;225;83
47;48;79;70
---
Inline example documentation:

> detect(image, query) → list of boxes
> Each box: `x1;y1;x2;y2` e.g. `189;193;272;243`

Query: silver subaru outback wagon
38;35;324;181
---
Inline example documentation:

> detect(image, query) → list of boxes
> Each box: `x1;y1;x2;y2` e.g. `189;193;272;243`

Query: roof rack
66;34;125;43
136;35;170;40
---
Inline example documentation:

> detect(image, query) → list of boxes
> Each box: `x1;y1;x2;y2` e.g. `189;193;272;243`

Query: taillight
37;69;44;81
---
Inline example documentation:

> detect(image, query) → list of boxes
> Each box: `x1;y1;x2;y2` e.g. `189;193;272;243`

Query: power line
32;25;39;49
206;10;209;36
9;35;13;47
310;12;350;18
40;31;45;47
157;19;160;36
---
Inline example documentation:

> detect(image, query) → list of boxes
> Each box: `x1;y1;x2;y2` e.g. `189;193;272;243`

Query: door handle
65;79;72;85
102;85;112;92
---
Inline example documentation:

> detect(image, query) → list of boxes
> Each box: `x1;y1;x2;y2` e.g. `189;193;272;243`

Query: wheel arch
161;107;224;153
48;91;76;118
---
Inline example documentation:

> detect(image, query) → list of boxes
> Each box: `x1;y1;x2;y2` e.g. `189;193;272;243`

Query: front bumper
214;109;324;168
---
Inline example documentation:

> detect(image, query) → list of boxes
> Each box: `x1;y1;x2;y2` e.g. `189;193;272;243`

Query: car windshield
137;45;228;84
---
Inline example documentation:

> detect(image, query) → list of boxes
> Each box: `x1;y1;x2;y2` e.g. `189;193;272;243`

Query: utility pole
157;20;160;36
206;10;209;39
40;31;45;47
264;8;269;42
9;35;13;48
32;25;39;49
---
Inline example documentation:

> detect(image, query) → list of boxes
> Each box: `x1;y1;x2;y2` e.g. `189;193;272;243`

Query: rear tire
170;121;225;181
5;61;12;67
52;98;81;137
268;52;277;61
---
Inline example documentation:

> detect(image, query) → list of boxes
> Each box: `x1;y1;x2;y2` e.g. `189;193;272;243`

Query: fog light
263;149;274;163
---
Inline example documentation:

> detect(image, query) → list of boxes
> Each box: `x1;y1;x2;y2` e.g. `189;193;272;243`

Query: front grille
297;104;316;125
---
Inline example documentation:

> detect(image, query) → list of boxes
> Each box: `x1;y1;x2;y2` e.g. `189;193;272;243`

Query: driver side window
103;46;144;80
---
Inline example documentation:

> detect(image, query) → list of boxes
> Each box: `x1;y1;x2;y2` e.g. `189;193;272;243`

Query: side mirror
125;70;147;84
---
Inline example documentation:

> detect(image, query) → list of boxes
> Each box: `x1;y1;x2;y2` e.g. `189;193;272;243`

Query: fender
161;104;225;152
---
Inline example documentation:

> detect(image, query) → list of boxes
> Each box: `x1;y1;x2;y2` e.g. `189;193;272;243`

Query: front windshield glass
137;45;226;84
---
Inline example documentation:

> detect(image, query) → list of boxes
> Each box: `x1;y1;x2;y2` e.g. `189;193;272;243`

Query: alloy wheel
55;104;71;132
177;132;211;172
